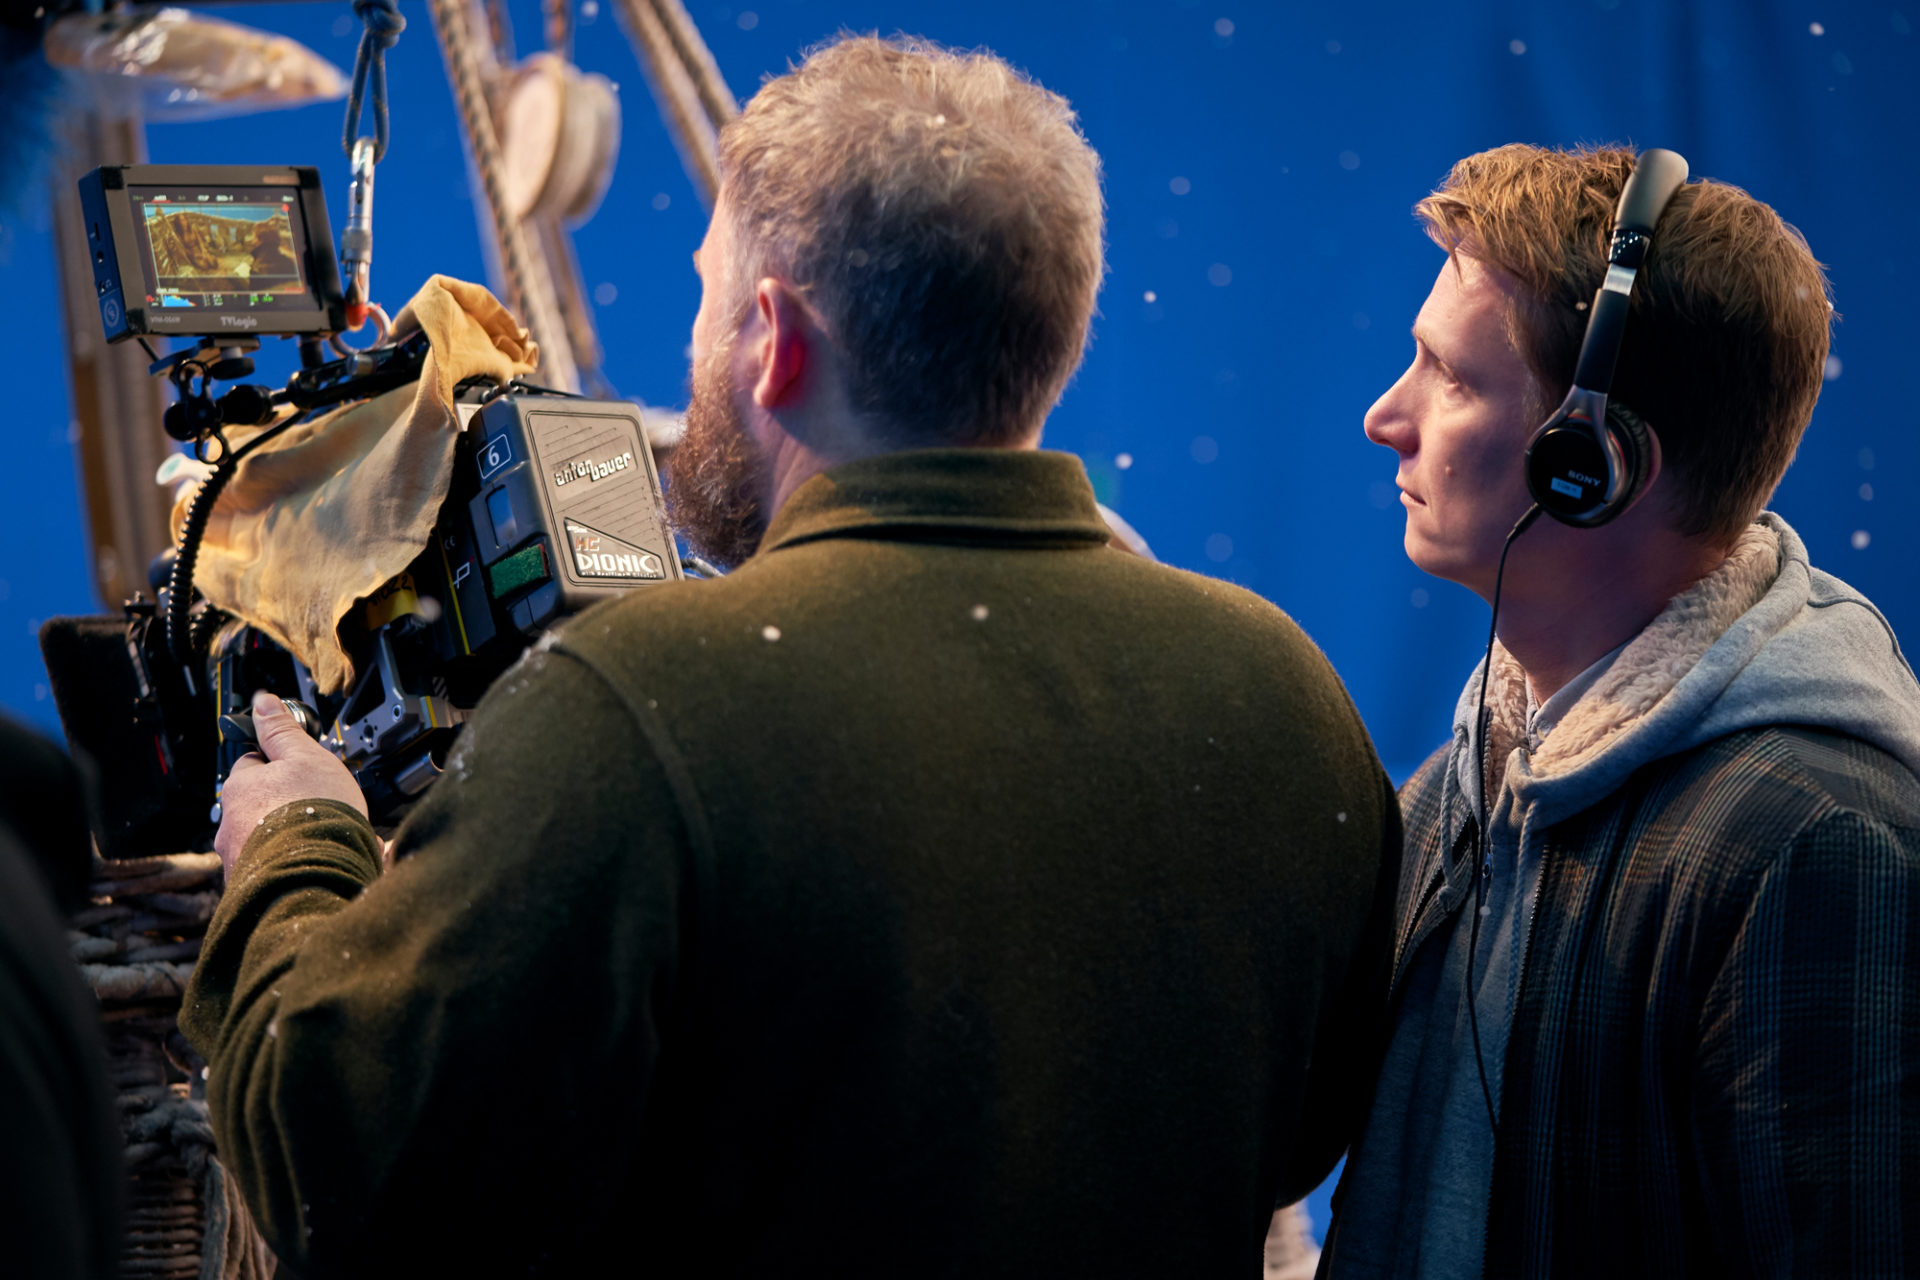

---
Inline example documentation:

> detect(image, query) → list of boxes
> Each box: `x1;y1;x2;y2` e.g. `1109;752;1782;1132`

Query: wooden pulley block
491;51;622;224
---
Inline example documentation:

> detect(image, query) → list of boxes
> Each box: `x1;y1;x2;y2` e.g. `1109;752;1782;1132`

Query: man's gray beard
666;346;769;569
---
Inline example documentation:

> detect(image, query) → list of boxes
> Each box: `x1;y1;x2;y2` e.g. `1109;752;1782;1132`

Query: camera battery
457;395;680;641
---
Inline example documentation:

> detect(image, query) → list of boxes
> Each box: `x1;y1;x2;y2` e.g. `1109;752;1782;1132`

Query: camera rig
45;164;683;858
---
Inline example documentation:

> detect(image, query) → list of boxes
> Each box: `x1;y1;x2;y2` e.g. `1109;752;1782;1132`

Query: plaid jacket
1384;724;1920;1277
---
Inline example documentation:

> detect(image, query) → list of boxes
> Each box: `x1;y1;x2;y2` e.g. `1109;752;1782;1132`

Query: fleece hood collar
1452;512;1920;831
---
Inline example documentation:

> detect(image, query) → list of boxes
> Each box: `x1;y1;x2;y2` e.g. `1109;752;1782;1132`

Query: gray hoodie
1326;512;1920;1280
1459;512;1920;834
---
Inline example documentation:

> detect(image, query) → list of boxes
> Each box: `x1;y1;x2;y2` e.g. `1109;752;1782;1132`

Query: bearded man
183;36;1397;1277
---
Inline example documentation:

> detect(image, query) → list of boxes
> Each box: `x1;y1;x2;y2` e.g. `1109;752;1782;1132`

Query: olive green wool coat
183;448;1398;1278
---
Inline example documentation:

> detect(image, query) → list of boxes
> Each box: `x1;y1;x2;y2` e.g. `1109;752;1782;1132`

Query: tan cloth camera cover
170;275;538;696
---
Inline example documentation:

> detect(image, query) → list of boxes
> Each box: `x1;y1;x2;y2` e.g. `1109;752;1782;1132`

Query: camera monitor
79;164;347;343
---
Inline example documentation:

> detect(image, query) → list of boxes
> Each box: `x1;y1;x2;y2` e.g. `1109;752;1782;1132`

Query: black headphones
1522;148;1690;527
1461;149;1695;1139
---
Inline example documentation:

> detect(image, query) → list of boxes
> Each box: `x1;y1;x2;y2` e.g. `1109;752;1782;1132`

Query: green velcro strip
487;542;550;599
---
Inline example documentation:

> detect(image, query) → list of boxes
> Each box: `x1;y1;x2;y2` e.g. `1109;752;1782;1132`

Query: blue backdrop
5;0;1915;777
1;0;1913;1241
7;0;1914;780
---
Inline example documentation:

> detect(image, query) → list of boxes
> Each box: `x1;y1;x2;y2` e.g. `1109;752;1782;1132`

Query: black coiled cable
163;419;300;670
164;461;230;668
1464;502;1542;1138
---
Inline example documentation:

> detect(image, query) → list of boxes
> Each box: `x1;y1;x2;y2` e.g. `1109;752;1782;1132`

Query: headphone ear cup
1605;401;1653;506
1524;400;1619;523
1523;396;1650;528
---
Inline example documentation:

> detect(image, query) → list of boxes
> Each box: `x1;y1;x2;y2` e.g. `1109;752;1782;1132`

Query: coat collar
759;448;1114;554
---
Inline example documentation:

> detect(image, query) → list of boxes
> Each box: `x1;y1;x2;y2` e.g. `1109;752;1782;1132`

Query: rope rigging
342;0;406;164
428;0;580;391
614;0;737;206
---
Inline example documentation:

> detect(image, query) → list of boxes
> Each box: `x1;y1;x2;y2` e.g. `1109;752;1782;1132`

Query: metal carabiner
341;135;378;329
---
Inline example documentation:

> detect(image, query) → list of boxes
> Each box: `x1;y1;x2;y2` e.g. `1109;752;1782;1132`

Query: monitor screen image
131;189;314;312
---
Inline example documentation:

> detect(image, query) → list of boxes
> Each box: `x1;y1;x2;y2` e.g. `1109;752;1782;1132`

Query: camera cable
1464;501;1541;1140
164;413;305;672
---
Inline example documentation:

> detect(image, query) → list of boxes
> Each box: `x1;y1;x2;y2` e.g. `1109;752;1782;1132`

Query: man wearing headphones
1322;144;1920;1277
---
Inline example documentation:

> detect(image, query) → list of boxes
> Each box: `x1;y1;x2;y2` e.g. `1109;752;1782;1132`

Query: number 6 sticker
478;432;513;481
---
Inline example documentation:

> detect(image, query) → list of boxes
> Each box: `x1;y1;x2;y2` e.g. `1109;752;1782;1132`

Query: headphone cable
1465;502;1542;1137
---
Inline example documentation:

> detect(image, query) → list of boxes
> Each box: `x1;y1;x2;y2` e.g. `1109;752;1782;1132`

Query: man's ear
749;278;811;410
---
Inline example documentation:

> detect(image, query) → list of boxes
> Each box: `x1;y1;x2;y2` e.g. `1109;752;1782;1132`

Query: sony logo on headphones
1568;470;1602;486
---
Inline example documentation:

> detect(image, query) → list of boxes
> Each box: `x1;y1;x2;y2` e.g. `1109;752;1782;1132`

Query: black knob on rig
218;384;277;427
219;699;326;751
163;395;222;443
205;347;257;381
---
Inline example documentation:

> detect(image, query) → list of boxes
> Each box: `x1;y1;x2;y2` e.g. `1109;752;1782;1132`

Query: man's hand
214;690;369;876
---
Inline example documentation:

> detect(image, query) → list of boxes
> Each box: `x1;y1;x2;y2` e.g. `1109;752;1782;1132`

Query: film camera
45;164;682;859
